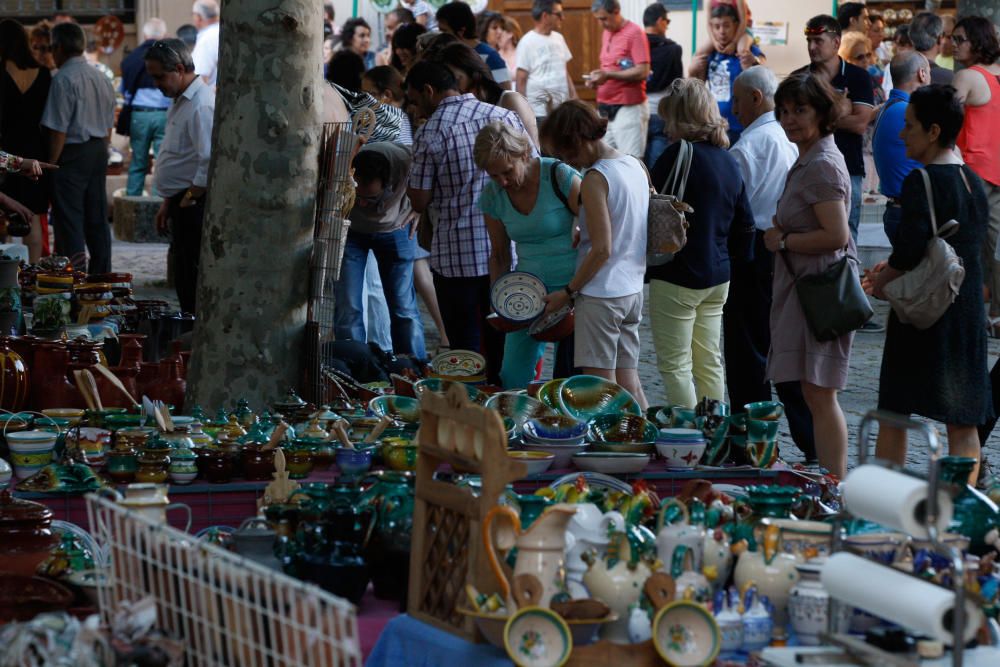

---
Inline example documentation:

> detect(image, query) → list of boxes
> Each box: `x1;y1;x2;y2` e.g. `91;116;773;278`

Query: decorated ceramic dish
485;392;556;431
504;605;573;667
414;378;488;405
655;441;707;470
528;305;574;342
537;379;566;411
557;375;641;421
571;452;650;475
527;415;588;441
652;600;721;667
587;413;659;445
491;271;548;323
744;401;784;421
430;349;487;378
508;450;556;476
368;395;421;424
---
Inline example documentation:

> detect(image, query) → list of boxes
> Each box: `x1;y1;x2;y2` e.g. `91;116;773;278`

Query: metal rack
85;493;362;666
823;410;969;667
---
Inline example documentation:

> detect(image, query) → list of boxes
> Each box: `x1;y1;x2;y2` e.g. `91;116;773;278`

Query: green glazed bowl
537;378;566;411
485;392;556;432
587;413;658;446
744;401;784;421
368;395;421;424
557;375;641;422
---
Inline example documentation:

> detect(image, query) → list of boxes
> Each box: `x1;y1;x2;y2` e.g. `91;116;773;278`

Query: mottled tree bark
187;1;324;409
957;0;1000;25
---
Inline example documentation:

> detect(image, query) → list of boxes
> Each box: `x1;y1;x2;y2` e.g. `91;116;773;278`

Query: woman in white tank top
538;101;650;410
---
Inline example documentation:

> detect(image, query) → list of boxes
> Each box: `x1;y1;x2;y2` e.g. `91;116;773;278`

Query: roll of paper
841;464;952;538
821;552;981;645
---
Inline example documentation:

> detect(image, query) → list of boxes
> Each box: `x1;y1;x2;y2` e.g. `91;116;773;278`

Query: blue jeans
334;228;427;360
848;173;863;245
883;203;901;246
126;109;167;196
644;113;669;170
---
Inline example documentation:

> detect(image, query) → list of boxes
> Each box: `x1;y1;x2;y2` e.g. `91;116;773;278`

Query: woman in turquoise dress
474;121;581;388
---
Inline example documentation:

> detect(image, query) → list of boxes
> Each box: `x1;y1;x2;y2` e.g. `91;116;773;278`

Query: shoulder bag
780;245;873;343
646;139;694;266
115;62;142;137
882;167;967;329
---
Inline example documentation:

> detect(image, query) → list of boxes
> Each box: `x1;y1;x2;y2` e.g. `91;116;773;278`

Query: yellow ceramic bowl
41;408;85;426
382;442;418;471
508;450;555;476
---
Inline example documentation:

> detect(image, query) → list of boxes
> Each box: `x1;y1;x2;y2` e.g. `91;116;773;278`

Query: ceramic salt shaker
742;588;773;652
715;588;744;655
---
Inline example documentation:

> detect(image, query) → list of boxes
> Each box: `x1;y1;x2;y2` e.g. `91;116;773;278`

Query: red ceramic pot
0;489;59;576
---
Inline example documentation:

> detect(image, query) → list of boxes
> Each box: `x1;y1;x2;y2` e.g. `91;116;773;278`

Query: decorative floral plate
652;600;721;666
503;605;572;667
429;349;486;378
491;271;547;323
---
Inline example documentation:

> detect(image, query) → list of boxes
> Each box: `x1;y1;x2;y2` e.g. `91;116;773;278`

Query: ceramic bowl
64;568;107;607
508;450;555;476
414;378;488;405
587;413;658;445
430;349;487;378
522;421;586;447
557;375;641;421
844;532;909;565
522;442;588;469
910;532;971;553
747;418;780;442
764;518;834;558
528;305;574;342
458;607;614;650
40;408;84;426
571;452;650;475
537;379;566;411
652;600;721;667
487;312;531;333
527;415;588;441
6;430;58;478
0;412;33;433
486;392;556;432
744;401;784;421
655;441;707;469
588;441;656;455
368;395;421;424
335;446;374;477
382;441;419;472
491;271;547;324
504;605;573;667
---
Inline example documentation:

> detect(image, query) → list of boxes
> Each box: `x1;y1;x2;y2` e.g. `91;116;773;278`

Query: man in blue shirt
120;18;172;196
872;51;929;243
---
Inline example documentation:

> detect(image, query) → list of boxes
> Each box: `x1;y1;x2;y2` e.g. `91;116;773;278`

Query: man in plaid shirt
406;60;535;382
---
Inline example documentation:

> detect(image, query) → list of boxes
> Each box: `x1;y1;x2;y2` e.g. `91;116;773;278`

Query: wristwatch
779;233;789;251
564;285;579;299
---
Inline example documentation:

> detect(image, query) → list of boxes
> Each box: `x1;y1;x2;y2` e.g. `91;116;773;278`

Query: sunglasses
151;40;184;63
804;26;839;37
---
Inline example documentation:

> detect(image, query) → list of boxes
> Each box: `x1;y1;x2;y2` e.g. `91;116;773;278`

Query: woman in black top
869;85;991;484
649;78;755;408
0;19;51;262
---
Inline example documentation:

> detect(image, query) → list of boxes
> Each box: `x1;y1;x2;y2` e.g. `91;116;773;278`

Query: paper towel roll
841;464;953;538
821;552;981;645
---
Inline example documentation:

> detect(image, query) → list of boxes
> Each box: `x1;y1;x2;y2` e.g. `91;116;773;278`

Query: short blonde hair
658;78;729;148
473;121;532;170
839;31;872;63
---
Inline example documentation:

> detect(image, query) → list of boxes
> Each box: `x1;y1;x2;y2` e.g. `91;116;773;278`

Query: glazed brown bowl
487;312;530;333
529;305;574;342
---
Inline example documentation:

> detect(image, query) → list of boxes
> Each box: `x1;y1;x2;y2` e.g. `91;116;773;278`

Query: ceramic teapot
483;503;577;610
671;544;710;603
232;517;281;570
564;503;624;598
656;498;705;571
733;523;799;639
582;526;657;643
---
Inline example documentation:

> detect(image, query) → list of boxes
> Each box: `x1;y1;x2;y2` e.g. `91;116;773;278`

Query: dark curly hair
955;15;1000;66
341;17;371;54
774;73;849;137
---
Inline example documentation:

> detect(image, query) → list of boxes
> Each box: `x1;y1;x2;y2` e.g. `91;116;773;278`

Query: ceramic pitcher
564;503;624;598
733;523;799;639
656;498;705;571
582;531;655;643
483;503;577;610
115;483;192;532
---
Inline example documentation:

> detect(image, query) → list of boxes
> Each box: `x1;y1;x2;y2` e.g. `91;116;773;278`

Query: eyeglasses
951;35;969;45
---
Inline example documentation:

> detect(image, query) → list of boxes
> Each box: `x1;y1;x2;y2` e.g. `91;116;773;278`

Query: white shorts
604;103;650;160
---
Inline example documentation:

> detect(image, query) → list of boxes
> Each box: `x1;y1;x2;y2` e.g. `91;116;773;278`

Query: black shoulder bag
780;248;872;342
115;63;142;137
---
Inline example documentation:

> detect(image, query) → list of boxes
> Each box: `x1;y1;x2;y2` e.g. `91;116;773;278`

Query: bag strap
918;167;962;240
549;160;572;213
661;139;692;198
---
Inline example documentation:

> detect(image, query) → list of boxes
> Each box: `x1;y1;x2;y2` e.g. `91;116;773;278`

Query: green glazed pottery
414;378;487;404
382;439;418;472
485;392;556;431
669;406;698;428
587;413;658;445
744;401;784;421
537;378;566;411
747;419;779;442
939;455;999;556
557;375;641;421
368;395;421;424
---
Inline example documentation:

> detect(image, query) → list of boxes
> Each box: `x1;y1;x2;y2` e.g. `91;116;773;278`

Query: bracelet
564;285;578;299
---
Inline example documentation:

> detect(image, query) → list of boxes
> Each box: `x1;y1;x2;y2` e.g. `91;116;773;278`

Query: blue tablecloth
365;615;513;667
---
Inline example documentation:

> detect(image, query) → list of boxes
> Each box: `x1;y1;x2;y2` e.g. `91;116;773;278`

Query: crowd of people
2;1;1000;482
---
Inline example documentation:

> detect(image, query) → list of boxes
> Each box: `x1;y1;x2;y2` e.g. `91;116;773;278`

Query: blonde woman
475;121;581;388
839;31;875;71
648;78;755;408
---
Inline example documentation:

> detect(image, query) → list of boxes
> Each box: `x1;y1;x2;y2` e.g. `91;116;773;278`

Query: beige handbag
883;168;967;330
646;140;694;266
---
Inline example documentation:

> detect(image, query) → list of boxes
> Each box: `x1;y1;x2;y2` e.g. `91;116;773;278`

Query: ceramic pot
788;559;851;645
484;503;577;609
136;361;159;398
29;341;82;410
232;518;281;570
114;427;155;451
940;455;1000;556
161;427;194;451
168;448;198;484
309;440;337;471
242;444;275;481
702;527;733;591
357;471;415;601
135;452;170;483
656;498;706;572
0;488;58;576
6;430;58;478
671;544;711;603
117;483;192;531
733;523;799;639
66;426;111;468
564;503;623;597
105;447;138;483
199;448;234;483
583;550;654;643
714;589;743;655
0;337;29;411
148;356;186;413
282;445;313;479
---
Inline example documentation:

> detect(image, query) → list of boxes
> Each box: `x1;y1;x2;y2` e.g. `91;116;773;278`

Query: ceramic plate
504;605;573;667
652;600;721;667
368;395;421;424
572;452;650;475
557;375;641;421
537;379;566;411
485;392;556;431
491;271;547;323
547;471;634;495
430;349;487;378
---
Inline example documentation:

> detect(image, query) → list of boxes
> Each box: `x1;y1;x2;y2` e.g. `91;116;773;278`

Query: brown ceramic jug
30;341;83;410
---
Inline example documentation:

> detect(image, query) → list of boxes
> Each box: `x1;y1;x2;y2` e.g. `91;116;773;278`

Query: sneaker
860;320;885;333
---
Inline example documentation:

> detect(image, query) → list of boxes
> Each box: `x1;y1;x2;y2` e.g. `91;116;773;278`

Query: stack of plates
521;420;587;469
655;428;706;470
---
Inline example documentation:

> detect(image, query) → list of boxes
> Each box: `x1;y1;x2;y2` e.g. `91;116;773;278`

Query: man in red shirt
587;0;651;159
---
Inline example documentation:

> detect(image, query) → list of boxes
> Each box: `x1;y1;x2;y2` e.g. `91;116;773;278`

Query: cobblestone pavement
117;216;1000;474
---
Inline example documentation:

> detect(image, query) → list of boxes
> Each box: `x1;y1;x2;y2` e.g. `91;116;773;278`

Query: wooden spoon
82;369;103;411
363;415;393;444
73;370;96;411
91;363;140;408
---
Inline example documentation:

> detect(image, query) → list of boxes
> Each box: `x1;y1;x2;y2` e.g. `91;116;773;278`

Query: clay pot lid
0;489;53;524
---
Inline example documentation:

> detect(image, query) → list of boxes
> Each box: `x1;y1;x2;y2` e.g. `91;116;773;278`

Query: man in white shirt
146;39;215;315
191;0;220;86
725;65;817;464
516;0;576;122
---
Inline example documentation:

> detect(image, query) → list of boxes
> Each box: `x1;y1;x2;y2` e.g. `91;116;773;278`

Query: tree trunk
187;1;323;410
957;0;1000;24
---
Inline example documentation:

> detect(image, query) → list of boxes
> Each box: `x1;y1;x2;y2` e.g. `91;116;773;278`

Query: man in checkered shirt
406;60;536;383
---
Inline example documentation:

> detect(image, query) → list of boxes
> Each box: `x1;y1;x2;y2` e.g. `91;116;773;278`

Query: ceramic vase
788;559;851;645
733;523;799;639
656;498;706;572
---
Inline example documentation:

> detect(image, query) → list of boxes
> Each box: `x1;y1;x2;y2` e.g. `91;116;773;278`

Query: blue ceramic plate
490;271;547;323
557;375;641;422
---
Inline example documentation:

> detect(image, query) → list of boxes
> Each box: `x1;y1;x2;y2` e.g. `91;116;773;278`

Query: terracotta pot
7;335;40;370
136;361;159;398
118;334;145;369
200;448;234;483
0;336;29;411
66;337;103;367
242;445;276;481
0;489;59;576
147;356;186;413
30;341;83;410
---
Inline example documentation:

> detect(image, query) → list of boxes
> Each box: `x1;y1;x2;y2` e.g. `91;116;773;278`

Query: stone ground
116;200;1000;474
